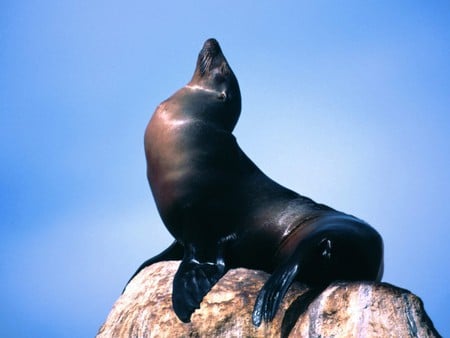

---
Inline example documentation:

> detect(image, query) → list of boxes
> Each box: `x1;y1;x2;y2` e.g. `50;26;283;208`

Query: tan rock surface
97;261;441;337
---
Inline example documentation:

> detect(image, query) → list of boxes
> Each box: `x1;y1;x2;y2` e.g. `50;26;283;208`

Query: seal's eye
218;91;227;101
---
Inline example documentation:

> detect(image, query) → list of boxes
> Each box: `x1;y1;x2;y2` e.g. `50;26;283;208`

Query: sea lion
127;38;384;326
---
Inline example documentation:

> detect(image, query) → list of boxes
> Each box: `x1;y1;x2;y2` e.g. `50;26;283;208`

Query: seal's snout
196;38;226;77
202;38;222;56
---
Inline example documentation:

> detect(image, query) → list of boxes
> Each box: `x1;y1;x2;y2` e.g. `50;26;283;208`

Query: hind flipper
252;213;383;326
252;260;300;326
252;237;331;326
124;240;184;292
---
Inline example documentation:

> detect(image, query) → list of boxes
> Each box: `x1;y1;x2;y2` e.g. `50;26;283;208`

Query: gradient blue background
1;1;449;336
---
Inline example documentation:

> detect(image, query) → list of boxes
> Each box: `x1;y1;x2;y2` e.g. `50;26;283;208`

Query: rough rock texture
97;261;441;338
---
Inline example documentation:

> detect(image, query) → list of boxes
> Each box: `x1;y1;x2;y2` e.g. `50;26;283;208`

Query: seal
127;38;384;326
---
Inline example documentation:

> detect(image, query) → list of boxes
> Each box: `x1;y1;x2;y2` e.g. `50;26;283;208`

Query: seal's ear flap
172;259;226;322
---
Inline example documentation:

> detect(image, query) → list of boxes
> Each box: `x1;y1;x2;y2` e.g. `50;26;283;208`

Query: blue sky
1;1;449;336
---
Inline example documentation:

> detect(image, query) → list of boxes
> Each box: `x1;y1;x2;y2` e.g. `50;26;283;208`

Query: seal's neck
185;84;221;96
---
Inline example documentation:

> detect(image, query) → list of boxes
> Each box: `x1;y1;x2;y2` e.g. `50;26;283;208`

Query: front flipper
172;258;226;322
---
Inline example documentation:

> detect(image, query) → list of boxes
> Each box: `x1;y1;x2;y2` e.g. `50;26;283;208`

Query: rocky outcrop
97;261;441;337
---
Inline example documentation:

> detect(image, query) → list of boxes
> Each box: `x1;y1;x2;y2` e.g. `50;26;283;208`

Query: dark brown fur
127;39;384;326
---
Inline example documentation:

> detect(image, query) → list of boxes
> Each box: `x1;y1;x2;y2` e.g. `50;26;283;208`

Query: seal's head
188;38;241;131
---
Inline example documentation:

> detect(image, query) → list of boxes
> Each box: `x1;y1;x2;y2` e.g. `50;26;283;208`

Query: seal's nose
203;38;219;49
195;38;226;77
201;38;222;57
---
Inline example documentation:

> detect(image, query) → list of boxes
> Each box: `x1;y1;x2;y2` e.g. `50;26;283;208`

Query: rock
97;261;441;337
